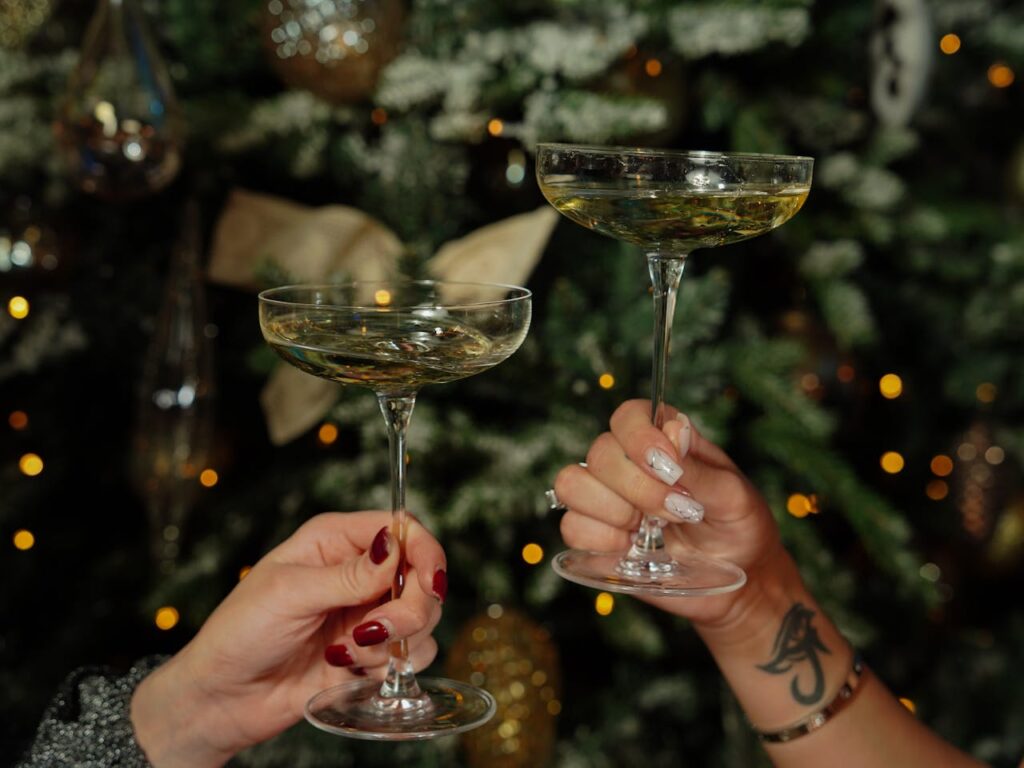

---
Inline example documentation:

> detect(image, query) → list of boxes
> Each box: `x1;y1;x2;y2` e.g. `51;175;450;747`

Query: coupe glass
537;143;813;596
259;280;532;739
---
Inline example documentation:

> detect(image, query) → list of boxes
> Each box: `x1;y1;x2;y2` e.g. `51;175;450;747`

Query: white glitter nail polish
646;447;683;485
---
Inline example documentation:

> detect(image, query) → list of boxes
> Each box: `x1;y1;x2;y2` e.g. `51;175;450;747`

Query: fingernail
664;492;704;523
349;666;367;677
370;526;390;565
325;644;354;667
676;414;692;458
433;568;448;603
646;447;683;485
353;620;390;646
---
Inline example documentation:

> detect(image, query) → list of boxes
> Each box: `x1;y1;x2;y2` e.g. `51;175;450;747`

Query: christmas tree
2;0;1023;765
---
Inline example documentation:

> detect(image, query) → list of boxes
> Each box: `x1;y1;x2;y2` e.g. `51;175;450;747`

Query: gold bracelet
755;653;866;744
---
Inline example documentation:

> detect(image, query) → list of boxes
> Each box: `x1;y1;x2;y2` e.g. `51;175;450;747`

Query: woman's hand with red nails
554;399;786;629
130;511;446;768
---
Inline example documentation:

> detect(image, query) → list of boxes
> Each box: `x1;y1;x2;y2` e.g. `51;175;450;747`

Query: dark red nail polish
433;569;448;603
370;527;390;565
325;644;354;667
353;620;389;646
350;666;367;677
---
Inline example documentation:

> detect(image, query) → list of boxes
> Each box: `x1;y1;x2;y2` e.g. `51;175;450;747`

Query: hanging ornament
445;607;561;768
869;0;933;126
54;0;183;200
0;0;53;49
262;0;404;105
131;202;215;571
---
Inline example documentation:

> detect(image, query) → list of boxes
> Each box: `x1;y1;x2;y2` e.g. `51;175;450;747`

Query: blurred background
2;0;1023;765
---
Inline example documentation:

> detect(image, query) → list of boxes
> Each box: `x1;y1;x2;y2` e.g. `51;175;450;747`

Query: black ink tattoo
757;603;831;705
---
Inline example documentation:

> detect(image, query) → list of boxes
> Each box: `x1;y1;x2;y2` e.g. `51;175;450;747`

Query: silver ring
546;489;568;512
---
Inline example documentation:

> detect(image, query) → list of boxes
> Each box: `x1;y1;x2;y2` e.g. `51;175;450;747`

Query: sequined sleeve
16;655;168;767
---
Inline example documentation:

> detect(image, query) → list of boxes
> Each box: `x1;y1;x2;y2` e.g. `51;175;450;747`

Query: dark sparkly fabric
16;656;168;767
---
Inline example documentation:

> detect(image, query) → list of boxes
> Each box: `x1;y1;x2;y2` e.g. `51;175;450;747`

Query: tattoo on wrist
757;602;831;706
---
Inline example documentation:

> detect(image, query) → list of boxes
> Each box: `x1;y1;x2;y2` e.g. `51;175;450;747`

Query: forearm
696;552;984;768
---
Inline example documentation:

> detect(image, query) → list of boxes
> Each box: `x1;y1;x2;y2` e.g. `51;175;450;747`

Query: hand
131;511;446;767
555;399;787;629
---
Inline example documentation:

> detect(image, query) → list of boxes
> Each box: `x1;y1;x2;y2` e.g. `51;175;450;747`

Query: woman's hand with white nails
553;399;785;628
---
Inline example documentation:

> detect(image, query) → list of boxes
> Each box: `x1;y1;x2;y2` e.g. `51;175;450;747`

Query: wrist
130;650;236;768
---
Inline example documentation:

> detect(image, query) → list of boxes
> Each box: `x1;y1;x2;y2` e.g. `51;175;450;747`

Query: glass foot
305;676;496;740
552;548;747;597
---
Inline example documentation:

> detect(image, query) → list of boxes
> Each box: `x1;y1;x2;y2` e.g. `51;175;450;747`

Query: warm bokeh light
18;453;43;476
521;543;544;565
988;63;1014;88
370;107;388;125
8;410;28;430
155;606;180;630
644;58;662;77
13;529;35;550
786;493;818;518
899;697;916;714
939;33;961;54
239;565;252;580
199;468;219;487
879;373;903;399
985;446;1005;465
800;373;820;392
598;373;615;390
374;289;392;307
487;118;504;136
926;480;949;500
930;455;954;477
317;422;339;446
595;591;615;615
976;382;996;403
547;700;562;715
7;296;29;319
881;451;905;474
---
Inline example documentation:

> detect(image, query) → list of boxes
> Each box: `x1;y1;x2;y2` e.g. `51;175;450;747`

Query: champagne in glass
259;280;531;739
537;145;813;596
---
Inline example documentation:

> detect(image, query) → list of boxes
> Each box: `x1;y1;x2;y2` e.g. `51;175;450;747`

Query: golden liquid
539;181;809;252
265;312;502;395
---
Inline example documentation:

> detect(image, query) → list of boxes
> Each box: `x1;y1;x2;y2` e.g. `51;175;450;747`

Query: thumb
281;526;398;616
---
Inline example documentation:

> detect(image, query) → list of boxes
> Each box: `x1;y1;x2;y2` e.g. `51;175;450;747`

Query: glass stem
624;253;688;568
376;393;424;702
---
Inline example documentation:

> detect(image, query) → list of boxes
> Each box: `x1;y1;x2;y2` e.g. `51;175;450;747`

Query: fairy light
800;373;820;392
370;107;388;125
7;295;29;319
930;455;954;477
155;606;180;630
988;63;1014;88
644;58;662;77
926;480;949;500
374;289;391;307
487;118;504;136
521;543;544;565
18;453;43;476
919;563;941;582
975;382;996;403
13;529;35;550
836;364;855;383
199;468;219;487
317;422;339;446
879;373;903;399
8;410;28;430
595;592;615;615
598;372;615;390
881;452;905;474
984;446;1005;465
939;34;961;54
786;493;819;518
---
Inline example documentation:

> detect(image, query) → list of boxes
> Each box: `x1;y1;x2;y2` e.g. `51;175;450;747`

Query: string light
926;480;949;500
800;373;820;392
487;603;504;619
8;410;28;430
930;455;953;477
13;529;35;550
988;63;1014;88
521;543;544;565
487;118;504;136
18;453;43;476
836;364;855;383
594;592;614;615
7;295;29;319
317;422;339;446
199;468;219;487
786;493;819;518
644;58;662;77
881;452;905;474
975;382;996;403
879;373;903;399
984;446;1005;465
598;372;615;389
939;34;961;54
370;107;388;125
155;606;180;630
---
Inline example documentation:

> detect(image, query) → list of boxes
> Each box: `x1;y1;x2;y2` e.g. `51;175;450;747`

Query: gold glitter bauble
262;0;403;105
0;0;52;49
446;607;561;767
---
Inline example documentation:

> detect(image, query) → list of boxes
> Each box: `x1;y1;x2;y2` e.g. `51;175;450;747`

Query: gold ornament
262;0;403;104
0;0;52;49
446;607;561;768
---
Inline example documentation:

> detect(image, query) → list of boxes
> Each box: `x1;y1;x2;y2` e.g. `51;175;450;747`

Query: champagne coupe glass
259;280;532;739
537;143;813;597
